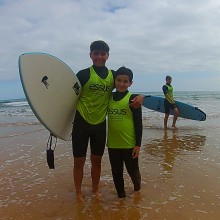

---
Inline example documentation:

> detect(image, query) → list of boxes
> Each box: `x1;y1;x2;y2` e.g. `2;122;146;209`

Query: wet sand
1;119;220;220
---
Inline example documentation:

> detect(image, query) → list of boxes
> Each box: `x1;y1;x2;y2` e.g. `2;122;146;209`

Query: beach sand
1;118;220;220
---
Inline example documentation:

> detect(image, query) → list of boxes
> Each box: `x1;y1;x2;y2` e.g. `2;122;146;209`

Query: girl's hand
132;146;140;158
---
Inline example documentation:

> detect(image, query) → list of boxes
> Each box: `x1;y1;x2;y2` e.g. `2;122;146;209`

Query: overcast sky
0;0;220;100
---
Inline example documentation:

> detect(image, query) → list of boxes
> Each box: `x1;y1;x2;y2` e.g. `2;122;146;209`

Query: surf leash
46;133;57;169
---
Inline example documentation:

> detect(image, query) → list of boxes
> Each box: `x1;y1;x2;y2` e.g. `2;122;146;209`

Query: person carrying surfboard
72;40;143;201
107;66;142;198
162;75;179;129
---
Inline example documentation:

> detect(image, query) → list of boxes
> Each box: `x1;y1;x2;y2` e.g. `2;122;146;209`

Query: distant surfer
162;75;179;129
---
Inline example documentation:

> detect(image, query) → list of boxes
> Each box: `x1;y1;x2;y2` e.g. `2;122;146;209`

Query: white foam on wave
2;101;28;107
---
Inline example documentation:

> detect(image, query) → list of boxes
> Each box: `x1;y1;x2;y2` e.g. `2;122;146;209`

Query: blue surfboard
143;96;206;121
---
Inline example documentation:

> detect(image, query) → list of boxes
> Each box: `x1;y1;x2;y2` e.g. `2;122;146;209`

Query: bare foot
92;192;102;200
130;190;141;198
76;193;84;202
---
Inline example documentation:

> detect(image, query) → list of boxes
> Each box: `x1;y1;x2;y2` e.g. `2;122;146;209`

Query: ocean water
0;98;41;138
0;98;37;125
1;91;219;132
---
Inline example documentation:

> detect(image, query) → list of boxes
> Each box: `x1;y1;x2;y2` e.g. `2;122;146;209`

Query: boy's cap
90;40;110;53
116;66;133;81
166;75;172;80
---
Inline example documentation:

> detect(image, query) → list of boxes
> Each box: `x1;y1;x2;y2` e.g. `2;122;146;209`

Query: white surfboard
18;53;81;140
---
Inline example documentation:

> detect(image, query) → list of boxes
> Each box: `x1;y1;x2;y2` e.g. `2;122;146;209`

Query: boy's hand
130;95;144;108
132;146;140;158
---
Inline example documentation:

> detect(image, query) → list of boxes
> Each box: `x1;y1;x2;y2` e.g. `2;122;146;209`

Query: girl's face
90;50;109;67
115;75;132;92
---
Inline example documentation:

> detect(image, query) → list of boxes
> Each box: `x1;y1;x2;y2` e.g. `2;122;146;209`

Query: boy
72;41;143;201
162;75;179;129
107;66;142;198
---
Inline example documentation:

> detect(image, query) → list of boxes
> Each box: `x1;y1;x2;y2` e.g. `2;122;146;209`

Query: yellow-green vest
107;92;135;149
165;84;174;100
76;67;114;124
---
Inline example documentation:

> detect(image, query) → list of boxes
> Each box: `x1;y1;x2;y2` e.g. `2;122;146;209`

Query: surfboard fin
46;134;57;169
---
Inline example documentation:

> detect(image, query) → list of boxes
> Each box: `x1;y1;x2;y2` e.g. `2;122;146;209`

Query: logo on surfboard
72;82;80;95
41;76;49;89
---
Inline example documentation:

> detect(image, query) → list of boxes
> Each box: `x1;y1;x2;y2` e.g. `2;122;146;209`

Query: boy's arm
76;68;90;87
130;94;143;158
165;93;175;104
130;94;144;108
162;85;174;104
111;70;116;89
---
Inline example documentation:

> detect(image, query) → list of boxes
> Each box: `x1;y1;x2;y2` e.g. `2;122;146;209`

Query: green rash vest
164;84;174;102
76;67;114;124
107;92;135;149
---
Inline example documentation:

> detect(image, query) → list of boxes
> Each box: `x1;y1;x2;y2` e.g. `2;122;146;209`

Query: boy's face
115;75;132;92
166;78;172;84
90;50;109;67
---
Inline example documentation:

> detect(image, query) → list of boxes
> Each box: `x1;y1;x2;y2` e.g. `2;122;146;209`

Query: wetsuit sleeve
111;70;116;79
76;68;90;87
129;94;143;147
162;85;168;95
111;70;116;89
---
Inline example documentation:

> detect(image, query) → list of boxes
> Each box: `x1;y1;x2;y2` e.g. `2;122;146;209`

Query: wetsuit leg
123;149;141;191
164;99;171;114
108;148;126;198
90;120;106;157
72;111;90;157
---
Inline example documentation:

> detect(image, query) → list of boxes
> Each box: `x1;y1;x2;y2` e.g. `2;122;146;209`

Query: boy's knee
91;154;102;167
74;157;86;169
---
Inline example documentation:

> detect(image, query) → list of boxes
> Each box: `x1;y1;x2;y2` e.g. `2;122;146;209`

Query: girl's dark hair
116;66;133;82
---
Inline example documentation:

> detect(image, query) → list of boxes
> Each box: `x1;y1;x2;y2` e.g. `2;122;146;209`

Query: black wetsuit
108;90;142;198
72;65;115;157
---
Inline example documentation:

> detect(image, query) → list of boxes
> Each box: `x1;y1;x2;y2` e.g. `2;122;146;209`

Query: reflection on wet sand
143;129;206;175
73;196;143;220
